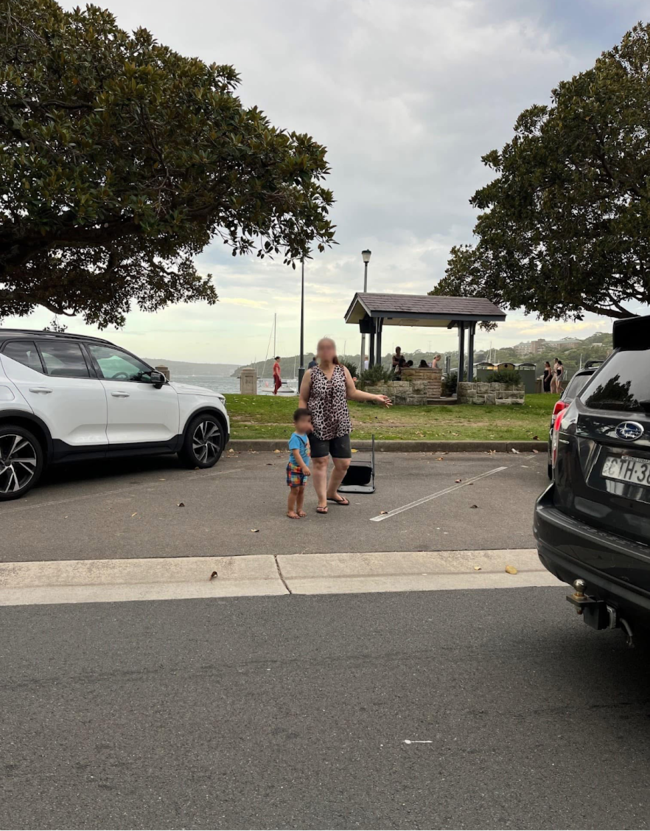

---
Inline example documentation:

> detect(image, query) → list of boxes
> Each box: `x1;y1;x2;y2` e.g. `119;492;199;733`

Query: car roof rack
0;328;113;345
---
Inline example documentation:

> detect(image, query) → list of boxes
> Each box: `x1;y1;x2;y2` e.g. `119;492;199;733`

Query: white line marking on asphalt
403;740;432;744
1;467;244;513
369;466;508;522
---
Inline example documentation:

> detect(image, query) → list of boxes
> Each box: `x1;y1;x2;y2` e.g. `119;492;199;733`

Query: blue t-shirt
288;432;311;467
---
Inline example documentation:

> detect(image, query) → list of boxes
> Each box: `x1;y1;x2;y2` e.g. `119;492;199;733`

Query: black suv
535;315;650;641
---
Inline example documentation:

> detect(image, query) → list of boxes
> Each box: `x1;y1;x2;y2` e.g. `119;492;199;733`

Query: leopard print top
307;364;352;440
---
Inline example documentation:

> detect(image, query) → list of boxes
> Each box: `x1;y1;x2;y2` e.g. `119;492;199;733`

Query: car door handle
111;391;130;398
29;387;53;394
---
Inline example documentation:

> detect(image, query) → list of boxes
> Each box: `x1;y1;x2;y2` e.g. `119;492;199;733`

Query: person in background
273;356;282;395
391;346;402;373
363;355;369;371
299;337;391;514
431;354;441;370
286;408;312;519
308;355;318;369
550;358;559;393
543;361;552;393
556;360;564;393
406;360;414;368
418;359;429;368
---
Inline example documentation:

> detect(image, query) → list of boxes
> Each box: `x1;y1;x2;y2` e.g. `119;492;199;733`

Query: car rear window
2;340;44;373
562;372;592;401
581;350;650;413
39;342;90;379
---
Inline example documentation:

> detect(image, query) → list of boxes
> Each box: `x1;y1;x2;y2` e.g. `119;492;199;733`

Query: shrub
357;364;394;389
443;372;458;396
487;370;522;386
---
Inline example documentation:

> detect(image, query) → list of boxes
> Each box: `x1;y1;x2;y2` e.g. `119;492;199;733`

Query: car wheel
179;414;225;469
0;424;44;501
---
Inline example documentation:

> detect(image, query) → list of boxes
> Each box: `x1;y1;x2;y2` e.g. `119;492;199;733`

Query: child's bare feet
286;511;299;519
297;509;306;517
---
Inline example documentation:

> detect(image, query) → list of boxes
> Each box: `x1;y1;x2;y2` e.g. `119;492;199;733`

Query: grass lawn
225;393;558;441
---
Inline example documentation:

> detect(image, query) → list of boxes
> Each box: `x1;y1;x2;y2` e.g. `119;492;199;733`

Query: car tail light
551;410;565;468
552;400;568;417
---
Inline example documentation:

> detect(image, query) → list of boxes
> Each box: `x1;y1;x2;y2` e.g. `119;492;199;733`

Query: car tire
0;424;45;501
178;413;225;469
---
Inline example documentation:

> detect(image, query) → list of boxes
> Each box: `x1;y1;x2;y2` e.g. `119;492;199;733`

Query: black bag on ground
338;436;375;494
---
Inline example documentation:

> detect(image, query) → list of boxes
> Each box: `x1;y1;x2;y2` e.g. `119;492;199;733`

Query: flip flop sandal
327;496;350;506
316;506;329;514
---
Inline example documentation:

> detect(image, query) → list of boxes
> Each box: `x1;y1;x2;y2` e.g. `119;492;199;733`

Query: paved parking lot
1;450;549;563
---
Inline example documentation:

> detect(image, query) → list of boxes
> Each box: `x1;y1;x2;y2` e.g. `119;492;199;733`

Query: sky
7;0;650;365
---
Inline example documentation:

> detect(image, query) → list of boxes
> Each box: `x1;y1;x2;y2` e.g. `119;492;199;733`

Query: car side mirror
150;370;166;389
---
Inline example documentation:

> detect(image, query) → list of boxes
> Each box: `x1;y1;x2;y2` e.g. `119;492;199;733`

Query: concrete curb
228;439;547;453
0;550;561;606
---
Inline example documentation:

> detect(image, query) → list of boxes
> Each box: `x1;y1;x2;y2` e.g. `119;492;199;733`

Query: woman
542;361;552;393
272;356;282;395
431;354;441;370
418;359;429;368
299;337;391;514
555;360;564;393
550;358;559;394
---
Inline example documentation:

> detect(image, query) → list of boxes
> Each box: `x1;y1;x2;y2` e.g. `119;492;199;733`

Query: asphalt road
2;588;649;829
0;451;549;562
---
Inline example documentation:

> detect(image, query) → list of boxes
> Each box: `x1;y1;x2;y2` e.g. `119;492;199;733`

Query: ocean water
172;374;297;395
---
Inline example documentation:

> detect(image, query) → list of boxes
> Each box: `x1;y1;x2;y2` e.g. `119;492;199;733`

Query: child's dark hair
293;407;311;422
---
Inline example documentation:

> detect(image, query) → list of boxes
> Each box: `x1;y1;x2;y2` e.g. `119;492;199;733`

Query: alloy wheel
192;420;222;465
0;434;38;495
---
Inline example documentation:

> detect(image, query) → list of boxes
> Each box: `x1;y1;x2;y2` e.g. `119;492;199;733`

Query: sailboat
258;314;298;395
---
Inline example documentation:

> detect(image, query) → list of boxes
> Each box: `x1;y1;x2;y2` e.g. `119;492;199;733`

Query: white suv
0;329;230;500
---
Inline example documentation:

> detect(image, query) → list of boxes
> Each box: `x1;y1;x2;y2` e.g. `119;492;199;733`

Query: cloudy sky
7;0;649;364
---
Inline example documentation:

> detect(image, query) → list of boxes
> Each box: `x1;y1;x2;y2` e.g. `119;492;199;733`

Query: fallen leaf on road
251;529;259;533
351;448;358;453
470;504;478;509
266;463;273;466
274;449;281;454
474;566;482;571
511;448;520;454
532;449;539;454
379;510;388;515
209;571;218;581
177;502;185;508
436;457;444;461
455;479;462;483
131;512;138;517
505;565;518;575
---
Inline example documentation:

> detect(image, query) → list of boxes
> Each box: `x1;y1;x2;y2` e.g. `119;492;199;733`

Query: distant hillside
146;358;239;376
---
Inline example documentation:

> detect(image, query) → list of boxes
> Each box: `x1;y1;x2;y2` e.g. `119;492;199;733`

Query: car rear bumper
534;485;650;627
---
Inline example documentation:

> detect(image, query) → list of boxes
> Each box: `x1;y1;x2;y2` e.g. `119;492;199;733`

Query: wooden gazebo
344;293;506;380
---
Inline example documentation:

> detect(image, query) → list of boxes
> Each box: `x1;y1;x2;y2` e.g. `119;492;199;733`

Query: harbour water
172;374;297;395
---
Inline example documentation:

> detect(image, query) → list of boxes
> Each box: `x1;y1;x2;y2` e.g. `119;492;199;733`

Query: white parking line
369;466;508;522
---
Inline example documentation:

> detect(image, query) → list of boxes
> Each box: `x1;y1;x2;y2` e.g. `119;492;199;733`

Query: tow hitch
566;579;634;647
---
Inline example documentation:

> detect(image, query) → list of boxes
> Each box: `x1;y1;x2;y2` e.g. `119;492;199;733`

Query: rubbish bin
497;362;515;371
515;362;536;394
476;361;496;382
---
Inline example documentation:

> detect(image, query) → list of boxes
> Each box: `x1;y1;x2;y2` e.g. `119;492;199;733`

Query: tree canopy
0;0;335;326
433;23;650;321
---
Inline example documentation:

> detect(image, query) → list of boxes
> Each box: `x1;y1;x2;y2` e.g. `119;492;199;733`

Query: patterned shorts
286;463;308;488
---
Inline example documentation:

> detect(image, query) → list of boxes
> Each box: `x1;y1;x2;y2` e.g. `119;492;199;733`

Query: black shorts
309;434;352;459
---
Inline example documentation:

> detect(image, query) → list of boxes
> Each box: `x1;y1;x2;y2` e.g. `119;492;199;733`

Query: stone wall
365;381;427;406
458;381;525;405
401;368;442;398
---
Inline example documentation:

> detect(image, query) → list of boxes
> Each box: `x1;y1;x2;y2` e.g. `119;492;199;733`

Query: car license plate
602;455;650;487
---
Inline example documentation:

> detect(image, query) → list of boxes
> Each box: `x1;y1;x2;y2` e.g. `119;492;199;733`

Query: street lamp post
360;249;371;370
298;258;305;390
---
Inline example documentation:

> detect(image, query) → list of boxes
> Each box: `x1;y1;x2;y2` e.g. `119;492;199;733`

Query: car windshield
581;350;650;413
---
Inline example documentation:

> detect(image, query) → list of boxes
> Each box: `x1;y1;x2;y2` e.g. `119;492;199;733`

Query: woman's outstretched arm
342;366;391;407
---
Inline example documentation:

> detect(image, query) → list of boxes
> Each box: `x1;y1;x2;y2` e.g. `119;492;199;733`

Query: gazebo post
467;322;476;381
376;318;383;369
369;319;376;368
458;323;466;383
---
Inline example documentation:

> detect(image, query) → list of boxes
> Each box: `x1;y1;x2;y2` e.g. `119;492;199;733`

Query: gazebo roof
344;293;506;328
